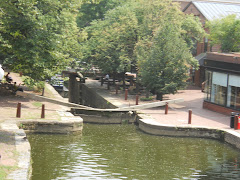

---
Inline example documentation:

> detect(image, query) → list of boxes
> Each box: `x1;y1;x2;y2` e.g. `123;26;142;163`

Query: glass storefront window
204;70;240;110
229;86;240;110
204;70;212;101
204;71;228;106
211;84;227;106
227;75;240;110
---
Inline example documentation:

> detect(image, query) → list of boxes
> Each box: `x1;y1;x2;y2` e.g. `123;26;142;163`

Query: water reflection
28;124;240;180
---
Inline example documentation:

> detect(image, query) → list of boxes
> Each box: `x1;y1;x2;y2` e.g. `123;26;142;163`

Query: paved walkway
85;79;240;133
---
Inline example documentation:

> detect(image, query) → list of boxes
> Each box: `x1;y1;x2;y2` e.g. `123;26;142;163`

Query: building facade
203;52;240;115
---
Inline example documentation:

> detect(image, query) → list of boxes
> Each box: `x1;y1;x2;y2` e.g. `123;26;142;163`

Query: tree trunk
146;90;150;98
135;72;139;94
113;72;116;85
122;73;126;90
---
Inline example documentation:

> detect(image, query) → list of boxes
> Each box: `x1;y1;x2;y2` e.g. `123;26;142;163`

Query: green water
28;124;240;180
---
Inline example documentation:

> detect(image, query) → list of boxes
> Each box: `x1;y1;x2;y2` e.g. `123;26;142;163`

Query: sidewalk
85;79;240;133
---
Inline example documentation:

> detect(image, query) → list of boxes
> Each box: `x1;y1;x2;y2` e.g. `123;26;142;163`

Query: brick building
174;0;240;86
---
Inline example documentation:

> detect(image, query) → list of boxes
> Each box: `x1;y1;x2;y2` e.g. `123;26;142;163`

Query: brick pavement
85;79;240;133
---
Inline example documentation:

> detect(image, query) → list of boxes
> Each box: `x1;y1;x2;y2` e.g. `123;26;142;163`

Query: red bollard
165;102;168;115
41;104;45;119
125;89;128;100
136;94;139;105
188;109;192;124
234;115;240;130
16;102;21;118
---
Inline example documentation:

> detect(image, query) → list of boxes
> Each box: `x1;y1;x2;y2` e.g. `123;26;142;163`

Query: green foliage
140;97;153;101
23;76;45;92
207;15;240;52
78;0;204;98
83;4;138;74
77;0;126;28
0;0;81;81
137;18;198;100
181;14;205;53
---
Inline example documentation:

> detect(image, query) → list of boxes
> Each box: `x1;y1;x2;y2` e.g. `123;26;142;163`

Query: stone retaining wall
137;117;240;150
72;108;136;124
17;112;83;134
80;84;116;109
0;122;31;180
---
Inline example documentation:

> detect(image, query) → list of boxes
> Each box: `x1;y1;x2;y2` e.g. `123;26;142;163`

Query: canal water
28;124;240;180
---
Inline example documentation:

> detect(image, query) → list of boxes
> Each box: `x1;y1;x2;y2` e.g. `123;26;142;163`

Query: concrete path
85;79;240;133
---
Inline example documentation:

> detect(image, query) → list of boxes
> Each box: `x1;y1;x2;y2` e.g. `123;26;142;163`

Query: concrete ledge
1;122;32;180
138;117;240;150
17;111;83;134
73;109;136;124
224;130;240;149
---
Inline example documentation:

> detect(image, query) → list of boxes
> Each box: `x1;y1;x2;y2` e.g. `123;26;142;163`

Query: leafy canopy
78;0;204;98
0;0;81;83
207;15;240;52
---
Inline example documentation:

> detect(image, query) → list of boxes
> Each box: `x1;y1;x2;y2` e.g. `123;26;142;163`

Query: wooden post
42;87;45;96
107;81;110;90
41;104;45;119
16;102;21;118
125;89;128;100
136;94;139;105
101;77;104;86
165;102;168;115
188;109;192;124
116;84;118;94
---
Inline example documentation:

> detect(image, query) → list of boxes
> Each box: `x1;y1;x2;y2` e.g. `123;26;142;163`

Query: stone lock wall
79;83;116;109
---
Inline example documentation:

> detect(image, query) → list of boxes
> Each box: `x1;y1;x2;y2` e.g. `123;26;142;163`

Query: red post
136;94;139;105
165;102;168;115
188;109;192;124
234;115;239;130
16;102;21;118
41;104;45;119
125;89;128;100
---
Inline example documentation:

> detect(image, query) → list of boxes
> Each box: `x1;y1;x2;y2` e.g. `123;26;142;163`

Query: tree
78;0;204;96
83;4;138;80
207;14;240;52
137;21;199;100
0;0;81;84
77;0;126;28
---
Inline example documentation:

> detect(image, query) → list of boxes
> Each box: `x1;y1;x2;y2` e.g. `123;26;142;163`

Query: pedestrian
105;74;109;80
5;72;13;83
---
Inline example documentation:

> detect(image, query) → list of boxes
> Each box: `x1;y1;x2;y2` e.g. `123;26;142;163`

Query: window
210;72;227;105
204;37;208;52
204;70;212;101
204;71;240;110
227;75;240;110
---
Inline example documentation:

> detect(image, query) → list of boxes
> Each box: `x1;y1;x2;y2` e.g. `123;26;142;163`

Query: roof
195;53;206;66
193;1;240;20
175;0;240;4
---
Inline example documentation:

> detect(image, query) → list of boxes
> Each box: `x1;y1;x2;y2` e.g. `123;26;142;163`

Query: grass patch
32;102;42;108
140;97;154;101
0;165;18;179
